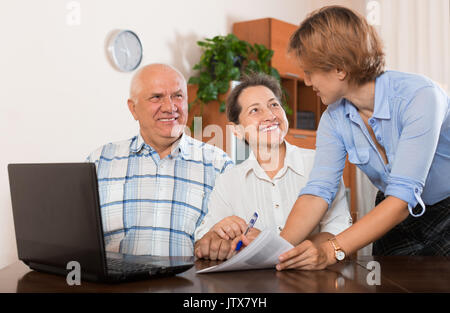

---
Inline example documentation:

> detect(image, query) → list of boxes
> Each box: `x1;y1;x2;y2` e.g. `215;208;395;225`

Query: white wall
0;0;365;269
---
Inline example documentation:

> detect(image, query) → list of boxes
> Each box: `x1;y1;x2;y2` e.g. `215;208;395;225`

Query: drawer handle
293;135;308;139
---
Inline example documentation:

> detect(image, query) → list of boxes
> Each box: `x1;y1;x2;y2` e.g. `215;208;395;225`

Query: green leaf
188;76;200;85
270;67;281;81
229;67;240;80
214;62;226;77
199;72;212;84
217;80;230;94
219;101;226;112
283;104;293;116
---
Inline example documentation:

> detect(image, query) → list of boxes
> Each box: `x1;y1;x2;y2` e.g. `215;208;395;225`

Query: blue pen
235;212;258;251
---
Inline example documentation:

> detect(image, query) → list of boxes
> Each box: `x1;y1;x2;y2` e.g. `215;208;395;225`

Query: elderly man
87;64;233;256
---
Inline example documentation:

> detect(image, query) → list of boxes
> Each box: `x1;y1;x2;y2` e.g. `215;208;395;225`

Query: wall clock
106;30;143;72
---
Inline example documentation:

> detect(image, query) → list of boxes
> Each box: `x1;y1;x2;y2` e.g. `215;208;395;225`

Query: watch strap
329;237;341;251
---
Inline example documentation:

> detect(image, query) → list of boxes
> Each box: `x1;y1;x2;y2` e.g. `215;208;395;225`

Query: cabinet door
233;18;304;78
285;129;316;149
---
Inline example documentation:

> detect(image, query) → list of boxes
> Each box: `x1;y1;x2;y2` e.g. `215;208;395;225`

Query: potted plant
188;34;290;114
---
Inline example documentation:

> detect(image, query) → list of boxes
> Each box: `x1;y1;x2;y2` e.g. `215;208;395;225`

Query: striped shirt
86;133;233;256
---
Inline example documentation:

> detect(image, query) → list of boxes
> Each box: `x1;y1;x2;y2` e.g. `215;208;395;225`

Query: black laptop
7;163;194;283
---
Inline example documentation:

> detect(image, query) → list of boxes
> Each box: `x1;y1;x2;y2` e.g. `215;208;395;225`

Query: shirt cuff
194;221;209;242
299;185;334;207
384;179;426;217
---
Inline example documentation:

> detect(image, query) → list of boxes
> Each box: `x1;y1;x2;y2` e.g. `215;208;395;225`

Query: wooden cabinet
233;18;304;79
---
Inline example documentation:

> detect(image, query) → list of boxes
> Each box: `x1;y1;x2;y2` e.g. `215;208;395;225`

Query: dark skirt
372;191;450;256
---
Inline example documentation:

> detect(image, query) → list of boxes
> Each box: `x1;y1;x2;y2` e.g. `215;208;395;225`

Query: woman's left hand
276;240;335;271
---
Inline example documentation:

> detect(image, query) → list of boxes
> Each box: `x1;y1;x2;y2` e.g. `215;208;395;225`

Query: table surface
0;256;448;293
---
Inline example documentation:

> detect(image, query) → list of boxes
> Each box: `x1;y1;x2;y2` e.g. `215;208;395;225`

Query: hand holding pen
235;212;259;251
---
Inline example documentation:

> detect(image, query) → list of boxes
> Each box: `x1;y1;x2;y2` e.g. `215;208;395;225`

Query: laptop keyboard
106;258;159;273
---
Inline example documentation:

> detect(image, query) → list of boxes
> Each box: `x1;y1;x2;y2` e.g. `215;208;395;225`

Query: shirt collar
283;140;305;176
241;140;305;180
130;133;147;154
129;132;187;157
342;98;356;119
172;132;188;158
241;150;260;177
372;72;391;119
344;72;391;120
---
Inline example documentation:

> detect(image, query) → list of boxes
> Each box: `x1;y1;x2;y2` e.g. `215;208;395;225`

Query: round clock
106;30;143;72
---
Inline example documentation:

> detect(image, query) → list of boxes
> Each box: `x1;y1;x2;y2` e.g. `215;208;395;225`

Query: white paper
196;229;294;273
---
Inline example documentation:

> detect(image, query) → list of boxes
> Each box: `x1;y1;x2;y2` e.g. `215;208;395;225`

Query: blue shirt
299;71;450;217
87;133;233;256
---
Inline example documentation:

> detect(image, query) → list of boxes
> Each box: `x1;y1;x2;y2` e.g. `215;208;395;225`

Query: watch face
336;250;346;261
110;30;143;72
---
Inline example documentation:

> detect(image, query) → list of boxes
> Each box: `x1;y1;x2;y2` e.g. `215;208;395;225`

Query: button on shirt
299;71;450;217
194;141;352;242
87;133;233;256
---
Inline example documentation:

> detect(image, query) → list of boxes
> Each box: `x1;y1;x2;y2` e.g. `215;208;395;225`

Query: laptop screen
8;163;107;279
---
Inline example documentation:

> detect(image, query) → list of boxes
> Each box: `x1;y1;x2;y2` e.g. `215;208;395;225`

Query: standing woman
267;6;450;270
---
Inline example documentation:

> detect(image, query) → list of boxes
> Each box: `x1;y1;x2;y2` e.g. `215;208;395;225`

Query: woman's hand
230;228;261;251
276;240;336;271
211;215;248;240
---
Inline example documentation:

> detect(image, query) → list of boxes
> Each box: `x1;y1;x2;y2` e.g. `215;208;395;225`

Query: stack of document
197;229;294;273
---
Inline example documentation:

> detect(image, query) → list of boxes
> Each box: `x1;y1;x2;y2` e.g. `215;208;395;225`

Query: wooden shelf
280;75;327;130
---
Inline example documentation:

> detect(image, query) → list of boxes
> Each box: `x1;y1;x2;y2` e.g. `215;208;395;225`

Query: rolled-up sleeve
319;178;352;235
385;86;446;216
299;108;347;206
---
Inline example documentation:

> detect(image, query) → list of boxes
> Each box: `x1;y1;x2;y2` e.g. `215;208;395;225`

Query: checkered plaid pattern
372;191;450;256
87;133;233;256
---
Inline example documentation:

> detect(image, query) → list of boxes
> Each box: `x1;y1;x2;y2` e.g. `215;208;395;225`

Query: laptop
7;163;194;283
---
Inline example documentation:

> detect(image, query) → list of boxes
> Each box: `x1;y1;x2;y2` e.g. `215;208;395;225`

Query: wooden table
0;256;448;293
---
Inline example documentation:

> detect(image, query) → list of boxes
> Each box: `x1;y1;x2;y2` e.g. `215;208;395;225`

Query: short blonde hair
289;6;385;85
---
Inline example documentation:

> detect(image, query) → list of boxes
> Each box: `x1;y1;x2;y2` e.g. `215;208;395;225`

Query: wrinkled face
234;85;288;147
128;67;188;146
302;66;348;105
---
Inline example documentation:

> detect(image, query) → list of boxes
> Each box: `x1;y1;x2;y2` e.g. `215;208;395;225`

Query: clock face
109;30;143;72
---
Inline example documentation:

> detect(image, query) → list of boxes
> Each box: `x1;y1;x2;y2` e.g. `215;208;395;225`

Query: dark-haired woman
193;72;352;260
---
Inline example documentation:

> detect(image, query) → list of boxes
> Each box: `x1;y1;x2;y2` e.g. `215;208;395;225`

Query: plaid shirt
87;133;233;256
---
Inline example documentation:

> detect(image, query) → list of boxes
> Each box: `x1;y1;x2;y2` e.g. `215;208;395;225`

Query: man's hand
276;239;335;271
211;215;248;240
195;231;235;260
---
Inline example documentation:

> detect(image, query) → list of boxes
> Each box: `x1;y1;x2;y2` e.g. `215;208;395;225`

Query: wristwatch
328;237;346;261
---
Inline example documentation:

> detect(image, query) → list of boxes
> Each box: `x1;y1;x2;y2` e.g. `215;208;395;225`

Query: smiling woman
226;73;289;173
193;72;351;261
233;85;288;152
